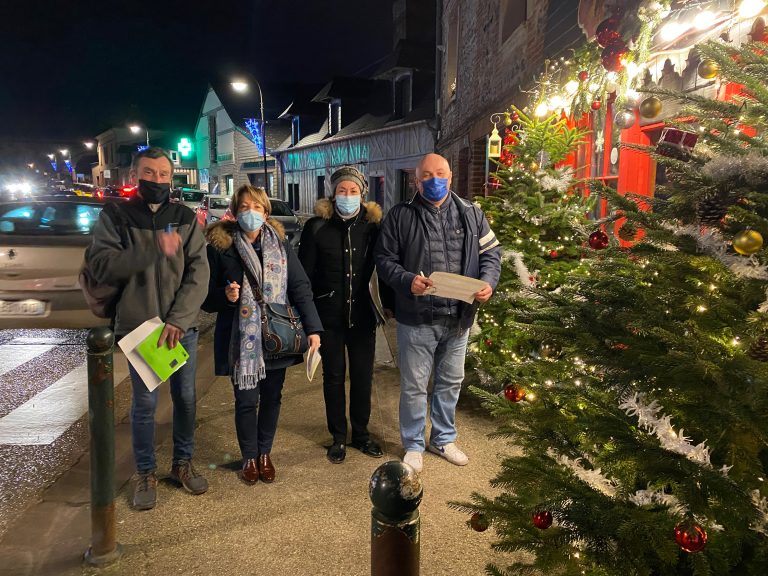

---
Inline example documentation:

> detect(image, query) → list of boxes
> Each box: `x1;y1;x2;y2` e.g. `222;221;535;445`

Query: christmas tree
473;97;591;372
460;40;768;576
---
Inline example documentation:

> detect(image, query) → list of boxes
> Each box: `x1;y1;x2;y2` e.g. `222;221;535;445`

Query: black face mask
138;179;171;204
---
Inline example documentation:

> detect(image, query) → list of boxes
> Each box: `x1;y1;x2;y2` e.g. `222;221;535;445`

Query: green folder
135;324;189;382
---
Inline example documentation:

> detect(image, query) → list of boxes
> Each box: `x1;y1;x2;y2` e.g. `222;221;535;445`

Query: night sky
0;0;393;147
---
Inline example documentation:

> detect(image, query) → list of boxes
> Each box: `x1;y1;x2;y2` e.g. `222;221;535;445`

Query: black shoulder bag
242;266;309;359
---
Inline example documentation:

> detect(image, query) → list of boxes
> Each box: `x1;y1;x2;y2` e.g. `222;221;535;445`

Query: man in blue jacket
375;153;501;473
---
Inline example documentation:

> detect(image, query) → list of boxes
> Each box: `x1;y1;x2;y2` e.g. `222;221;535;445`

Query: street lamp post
129;125;150;147
231;79;269;194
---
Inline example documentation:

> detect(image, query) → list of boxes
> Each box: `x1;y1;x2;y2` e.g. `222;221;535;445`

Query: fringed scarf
231;225;288;390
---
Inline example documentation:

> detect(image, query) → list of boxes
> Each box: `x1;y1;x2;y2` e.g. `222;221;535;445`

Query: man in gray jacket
375;153;501;474
88;147;209;510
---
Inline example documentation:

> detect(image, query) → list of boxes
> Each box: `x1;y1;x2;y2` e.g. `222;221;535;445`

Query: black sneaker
327;442;346;464
133;472;157;511
170;460;209;495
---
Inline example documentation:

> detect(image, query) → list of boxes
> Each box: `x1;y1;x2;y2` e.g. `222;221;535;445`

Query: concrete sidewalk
0;326;510;576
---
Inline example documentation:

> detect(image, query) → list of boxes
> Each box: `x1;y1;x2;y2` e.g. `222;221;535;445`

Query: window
208;114;218;163
0;202;103;235
317;175;326;199
398;169;416;203
500;0;527;44
269;199;294;217
225;175;234;194
394;74;413;119
445;5;459;101
370;175;384;206
288;183;300;210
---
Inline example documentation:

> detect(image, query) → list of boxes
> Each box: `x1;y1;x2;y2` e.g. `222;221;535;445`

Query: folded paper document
421;271;488;304
118;317;188;391
304;346;321;382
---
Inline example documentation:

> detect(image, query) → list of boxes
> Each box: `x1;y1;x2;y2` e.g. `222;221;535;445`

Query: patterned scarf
232;225;288;390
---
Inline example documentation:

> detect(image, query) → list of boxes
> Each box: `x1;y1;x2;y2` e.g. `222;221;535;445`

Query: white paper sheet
117;316;164;392
421;271;488;304
304;346;322;382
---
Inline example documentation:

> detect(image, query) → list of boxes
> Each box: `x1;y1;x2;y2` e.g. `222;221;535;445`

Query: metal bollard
370;460;423;576
83;326;123;567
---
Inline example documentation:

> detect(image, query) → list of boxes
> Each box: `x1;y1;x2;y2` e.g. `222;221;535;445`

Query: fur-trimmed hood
205;218;286;251
313;198;382;224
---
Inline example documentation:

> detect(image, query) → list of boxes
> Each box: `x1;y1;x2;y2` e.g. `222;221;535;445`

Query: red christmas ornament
549;250;558;259
578;70;589;82
611;343;629;350
510;111;520;121
595;17;621;47
532;510;553;529
484;338;493;347
504;384;526;402
470;512;489;532
591;99;602;110
589;230;609;249
674;520;708;553
601;41;628;72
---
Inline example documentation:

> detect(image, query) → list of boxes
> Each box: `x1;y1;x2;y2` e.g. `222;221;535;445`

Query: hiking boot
403;451;423;473
427;442;469;466
133;472;157;511
170;459;209;495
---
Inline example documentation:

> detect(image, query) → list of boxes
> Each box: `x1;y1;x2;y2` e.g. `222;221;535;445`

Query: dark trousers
321;324;376;445
232;368;286;459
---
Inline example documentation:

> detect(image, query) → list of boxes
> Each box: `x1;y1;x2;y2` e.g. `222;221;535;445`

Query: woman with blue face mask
203;185;323;485
298;166;395;464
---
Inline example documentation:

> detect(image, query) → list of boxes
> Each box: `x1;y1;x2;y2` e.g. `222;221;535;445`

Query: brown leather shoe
259;453;275;483
241;458;259;484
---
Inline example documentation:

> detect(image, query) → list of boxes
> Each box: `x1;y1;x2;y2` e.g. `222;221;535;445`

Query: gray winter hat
330;165;368;196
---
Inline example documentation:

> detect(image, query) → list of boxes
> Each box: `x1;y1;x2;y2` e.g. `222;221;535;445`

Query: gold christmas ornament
697;59;719;80
639;96;662;118
503;112;513;126
733;229;764;255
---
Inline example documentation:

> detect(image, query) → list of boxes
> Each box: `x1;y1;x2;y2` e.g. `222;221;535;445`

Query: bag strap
240;261;265;305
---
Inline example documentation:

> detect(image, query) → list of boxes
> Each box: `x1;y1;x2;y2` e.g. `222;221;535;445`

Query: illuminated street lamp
230;78;269;193
129;124;150;147
84;141;95;149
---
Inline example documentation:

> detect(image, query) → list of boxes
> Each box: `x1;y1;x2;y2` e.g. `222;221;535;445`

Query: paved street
0;313;215;539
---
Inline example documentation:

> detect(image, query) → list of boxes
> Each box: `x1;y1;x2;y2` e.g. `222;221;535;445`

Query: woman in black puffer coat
298;166;393;464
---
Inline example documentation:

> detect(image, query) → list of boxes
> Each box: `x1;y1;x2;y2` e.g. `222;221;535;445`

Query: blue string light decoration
137;145;149;152
64;159;72;173
244;118;265;156
50;161;57;172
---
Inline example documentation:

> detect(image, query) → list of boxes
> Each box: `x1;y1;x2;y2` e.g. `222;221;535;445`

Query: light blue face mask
335;195;361;215
420;177;450;202
237;210;265;232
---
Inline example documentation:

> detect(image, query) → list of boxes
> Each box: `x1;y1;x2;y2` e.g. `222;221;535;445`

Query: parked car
268;197;302;249
0;196;126;328
196;194;231;226
72;182;96;197
174;188;206;210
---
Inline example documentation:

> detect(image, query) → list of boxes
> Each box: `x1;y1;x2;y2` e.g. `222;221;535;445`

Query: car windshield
0;202;104;235
209;198;230;210
181;190;205;202
269;200;294;217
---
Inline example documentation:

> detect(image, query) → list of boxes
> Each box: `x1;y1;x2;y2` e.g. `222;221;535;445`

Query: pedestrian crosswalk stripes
0;342;129;446
0;344;57;377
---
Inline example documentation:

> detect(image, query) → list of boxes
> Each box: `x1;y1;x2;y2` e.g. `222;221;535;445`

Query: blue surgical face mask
237;210;265;232
335;195;361;215
420;177;450;202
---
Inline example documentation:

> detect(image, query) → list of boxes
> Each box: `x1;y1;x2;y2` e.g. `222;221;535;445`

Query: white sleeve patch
479;230;496;246
479;239;500;254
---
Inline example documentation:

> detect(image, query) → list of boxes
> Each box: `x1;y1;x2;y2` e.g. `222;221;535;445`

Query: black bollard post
370;460;423;576
83;326;123;567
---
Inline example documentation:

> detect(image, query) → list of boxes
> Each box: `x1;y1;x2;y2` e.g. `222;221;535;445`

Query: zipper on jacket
315;290;335;300
347;226;354;327
152;213;163;316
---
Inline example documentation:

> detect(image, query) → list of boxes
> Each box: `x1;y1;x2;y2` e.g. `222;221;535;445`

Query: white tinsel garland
751;490;768;536
502;249;537;287
701;152;768;188
549;450;617;497
667;223;768;280
629;487;687;515
619;392;713;468
537;167;574;194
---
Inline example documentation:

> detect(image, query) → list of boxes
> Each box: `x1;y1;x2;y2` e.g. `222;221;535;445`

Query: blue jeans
128;329;199;473
397;317;469;452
